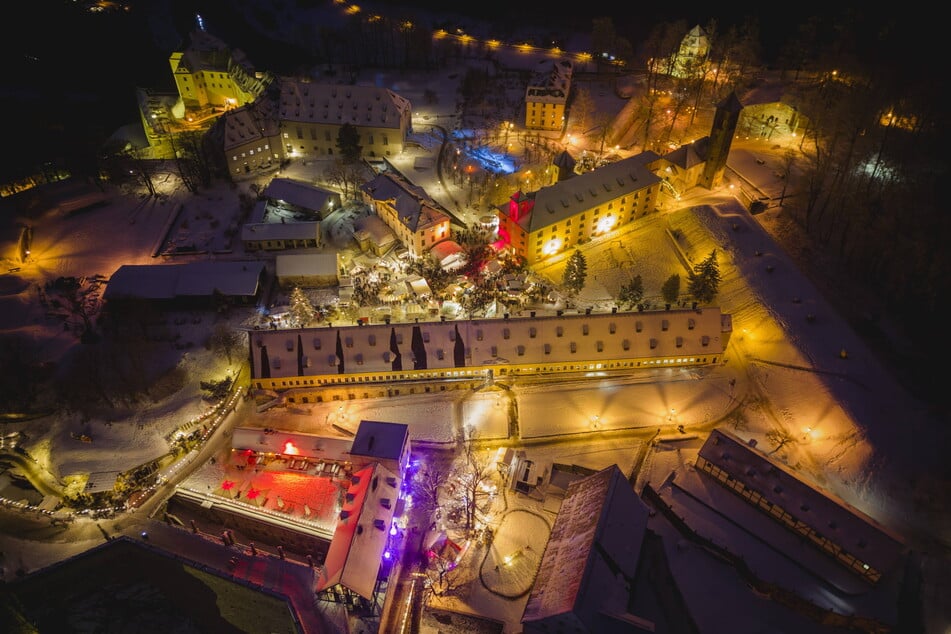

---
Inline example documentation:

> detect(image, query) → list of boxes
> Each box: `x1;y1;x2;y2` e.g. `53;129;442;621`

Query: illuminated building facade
499;92;745;264
669;25;710;78
278;80;412;161
169;29;273;115
695;429;906;585
146;31;411;176
246;309;733;398
525;60;572;132
496;153;662;265
210;95;283;176
359;172;452;259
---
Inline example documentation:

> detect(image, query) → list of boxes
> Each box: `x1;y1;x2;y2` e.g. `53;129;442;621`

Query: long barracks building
247;308;732;398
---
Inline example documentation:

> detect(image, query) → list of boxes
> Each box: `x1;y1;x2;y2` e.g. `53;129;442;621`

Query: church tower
699;91;743;189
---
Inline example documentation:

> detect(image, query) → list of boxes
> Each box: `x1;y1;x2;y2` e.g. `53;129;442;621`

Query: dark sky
1;0;928;179
358;0;928;67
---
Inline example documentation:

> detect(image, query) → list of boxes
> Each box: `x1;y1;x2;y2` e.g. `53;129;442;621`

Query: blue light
449;130;518;175
383;550;391;560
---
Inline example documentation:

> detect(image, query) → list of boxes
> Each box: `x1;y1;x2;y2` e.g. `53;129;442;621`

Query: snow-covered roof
231;427;354;461
278;79;410;130
84;471;121;494
526;60;572;103
522;464;649;630
353;214;397;244
249;308;732;381
241;221;320;242
429;239;462;262
526;153;662;233
104;261;266;301
660;137;710;170
406;276;432;298
350;420;409;466
697;428;906;579
262;178;340;213
315;462;400;599
217;97;280;152
360;172;451;232
275;253;338;278
173;29;232;74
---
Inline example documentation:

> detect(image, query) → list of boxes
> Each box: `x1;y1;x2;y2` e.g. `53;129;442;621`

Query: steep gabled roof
360;172;451;231
522;465;649;631
215;96;280;152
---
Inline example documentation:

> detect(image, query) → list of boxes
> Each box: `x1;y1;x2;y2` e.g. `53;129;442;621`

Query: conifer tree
688;249;721;304
661;273;681;306
562;249;587;301
336;122;362;164
288;287;315;327
618;274;644;309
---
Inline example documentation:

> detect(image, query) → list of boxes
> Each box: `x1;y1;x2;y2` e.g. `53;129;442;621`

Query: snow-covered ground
3;170;948;631
1;16;948;633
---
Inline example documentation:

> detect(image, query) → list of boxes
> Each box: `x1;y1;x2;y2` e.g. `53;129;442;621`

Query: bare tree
46;276;105;343
569;87;595;134
451;429;495;534
412;465;449;524
323;160;364;200
766;428;795;455
210;322;245;365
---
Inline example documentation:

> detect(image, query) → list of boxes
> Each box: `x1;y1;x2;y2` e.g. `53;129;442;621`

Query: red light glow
283;441;300;455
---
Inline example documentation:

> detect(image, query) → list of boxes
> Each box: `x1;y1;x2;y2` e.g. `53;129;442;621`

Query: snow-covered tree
661;273;681;306
335;122;362;164
618;274;644;309
562;249;587;300
451;427;495;534
688;249;720;304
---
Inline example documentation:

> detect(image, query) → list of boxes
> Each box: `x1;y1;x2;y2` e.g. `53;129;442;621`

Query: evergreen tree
688;250;721;304
288;287;315;327
336;122;362;164
661;273;681;306
562;249;587;300
618;274;644;310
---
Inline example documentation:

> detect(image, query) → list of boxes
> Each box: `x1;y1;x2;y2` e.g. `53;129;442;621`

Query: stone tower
699;90;743;189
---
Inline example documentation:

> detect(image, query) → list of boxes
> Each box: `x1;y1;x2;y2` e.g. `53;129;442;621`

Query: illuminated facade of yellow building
168;30;273;115
359;172;451;259
278;80;411;161
497;152;662;265
524;60;572;132
247;309;732;399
